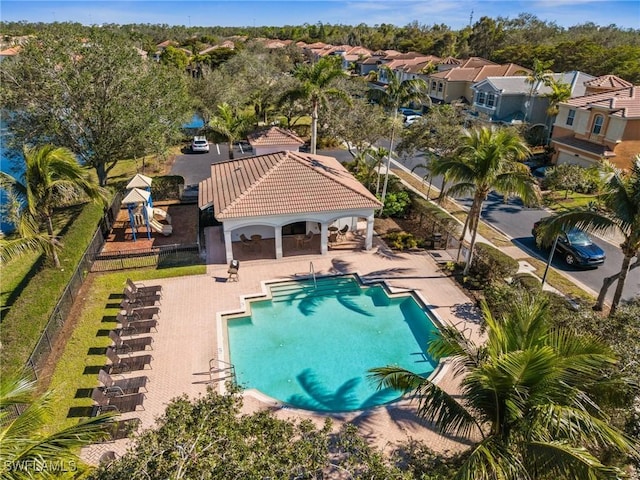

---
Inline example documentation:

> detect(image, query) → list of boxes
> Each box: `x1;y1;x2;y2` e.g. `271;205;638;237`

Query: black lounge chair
121;288;161;309
106;347;153;374
116;313;159;335
109;330;153;353
337;225;349;240
98;368;148;394
91;387;146;415
126;278;162;297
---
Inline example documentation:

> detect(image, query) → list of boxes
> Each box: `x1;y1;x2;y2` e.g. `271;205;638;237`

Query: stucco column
320;222;328;254
275;227;283;259
224;229;234;264
365;214;374;251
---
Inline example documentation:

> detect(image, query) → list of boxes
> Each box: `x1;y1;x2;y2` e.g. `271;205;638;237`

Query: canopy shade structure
126;173;153;190
122;187;151;205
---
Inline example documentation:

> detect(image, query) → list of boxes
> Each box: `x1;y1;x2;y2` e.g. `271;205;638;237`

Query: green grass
543;191;598;211
525;256;595;302
46;266;205;432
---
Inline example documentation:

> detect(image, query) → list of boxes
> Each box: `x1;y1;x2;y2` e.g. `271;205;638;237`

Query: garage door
556;151;595;168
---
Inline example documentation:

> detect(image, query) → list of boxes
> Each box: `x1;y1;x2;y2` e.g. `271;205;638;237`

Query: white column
320;222;328;254
224;229;234;264
365;214;374;250
275;227;283;259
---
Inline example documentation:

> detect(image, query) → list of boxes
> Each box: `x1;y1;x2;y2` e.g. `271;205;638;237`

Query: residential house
153;40;178;62
470;71;595;127
583;74;633;95
426;62;526;105
550;85;640;170
0;46;20;62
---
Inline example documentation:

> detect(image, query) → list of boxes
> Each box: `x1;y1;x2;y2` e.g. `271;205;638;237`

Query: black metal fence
91;243;201;272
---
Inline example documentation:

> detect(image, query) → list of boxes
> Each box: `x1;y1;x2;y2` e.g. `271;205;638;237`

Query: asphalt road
395;152;639;304
171;142;638;304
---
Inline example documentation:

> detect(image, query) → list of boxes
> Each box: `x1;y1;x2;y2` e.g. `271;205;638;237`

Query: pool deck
82;230;483;465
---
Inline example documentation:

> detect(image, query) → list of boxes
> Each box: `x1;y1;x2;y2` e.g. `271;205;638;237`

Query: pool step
269;277;361;302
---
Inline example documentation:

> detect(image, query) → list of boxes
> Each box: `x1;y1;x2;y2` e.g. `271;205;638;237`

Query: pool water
226;276;439;412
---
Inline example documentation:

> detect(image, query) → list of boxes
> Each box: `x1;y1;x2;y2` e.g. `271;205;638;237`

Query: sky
0;0;638;30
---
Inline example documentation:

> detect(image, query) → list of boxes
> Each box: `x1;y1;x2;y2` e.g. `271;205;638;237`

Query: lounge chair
328;232;338;246
121;289;161;309
98;368;148;394
239;233;253;251
125;279;162;300
127;278;162;296
91;388;146;415
109;330;153;353
106;347;153;374
120;305;160;320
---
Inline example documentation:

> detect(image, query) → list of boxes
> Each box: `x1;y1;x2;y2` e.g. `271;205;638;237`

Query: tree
0;375;113;479
370;293;640;480
208;103;255;159
519;58;554;123
286;56;349;154
0;30;192;186
433;126;539;274
543;76;571;139
538;157;640;315
160;45;190;70
0;145;106;267
368;66;428;207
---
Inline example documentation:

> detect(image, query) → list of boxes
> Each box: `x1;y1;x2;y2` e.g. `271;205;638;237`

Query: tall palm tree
287;56;349;154
0;145;106;267
208;102;255;160
0;375;114;479
538;156;640;315
519;58;553;123
543;77;571;140
433;126;539;274
370;294;639;480
368;66;428;206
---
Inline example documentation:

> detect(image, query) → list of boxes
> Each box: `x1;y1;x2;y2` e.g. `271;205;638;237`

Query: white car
191;136;209;153
404;115;422;127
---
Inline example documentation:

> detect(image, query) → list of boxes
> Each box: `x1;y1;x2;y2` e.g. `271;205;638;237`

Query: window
437;82;443;93
431;81;437;91
486;93;495;108
592;114;604;135
476;91;485;105
566;109;575;126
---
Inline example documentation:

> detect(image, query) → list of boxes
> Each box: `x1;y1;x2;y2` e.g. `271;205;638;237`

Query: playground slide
148;218;173;236
146;206;172;224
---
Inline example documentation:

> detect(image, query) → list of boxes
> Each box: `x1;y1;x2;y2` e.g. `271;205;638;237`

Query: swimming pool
224;275;440;413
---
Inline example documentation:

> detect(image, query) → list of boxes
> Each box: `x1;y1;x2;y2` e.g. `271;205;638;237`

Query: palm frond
455;437;528;480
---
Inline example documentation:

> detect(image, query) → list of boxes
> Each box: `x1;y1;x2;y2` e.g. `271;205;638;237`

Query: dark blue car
533;221;606;268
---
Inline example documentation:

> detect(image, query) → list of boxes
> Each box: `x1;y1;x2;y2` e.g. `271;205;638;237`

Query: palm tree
0;145;106;267
543;77;571;140
538;156;640;315
370;294;639;480
433;126;539;274
287;56;349;154
0;375;114;479
368;66;428;206
208;102;255;160
519;58;553;123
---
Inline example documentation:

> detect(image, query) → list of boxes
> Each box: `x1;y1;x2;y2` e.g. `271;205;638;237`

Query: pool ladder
309;261;317;289
209;357;237;385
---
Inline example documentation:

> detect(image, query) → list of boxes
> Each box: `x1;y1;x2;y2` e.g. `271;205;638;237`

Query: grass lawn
543;191;598;211
45;265;205;433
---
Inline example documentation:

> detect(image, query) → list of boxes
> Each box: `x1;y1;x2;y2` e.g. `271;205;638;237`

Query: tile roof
457;57;498;68
584;75;633;90
0;46;20;56
474;71;595;97
247;126;304;147
552;135;613;157
430;63;529;82
565;86;640;118
199;151;382;219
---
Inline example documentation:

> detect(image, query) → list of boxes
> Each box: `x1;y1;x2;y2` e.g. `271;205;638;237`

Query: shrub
471;243;519;282
379;190;411;218
384;231;417;250
152;175;184;201
513;272;541;291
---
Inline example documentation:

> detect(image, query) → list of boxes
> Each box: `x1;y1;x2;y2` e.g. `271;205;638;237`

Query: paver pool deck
82;231;483;464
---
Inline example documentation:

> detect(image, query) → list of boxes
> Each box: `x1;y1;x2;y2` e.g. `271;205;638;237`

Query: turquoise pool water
225;276;439;412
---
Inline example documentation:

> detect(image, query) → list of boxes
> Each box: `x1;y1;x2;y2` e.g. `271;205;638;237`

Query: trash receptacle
432;233;442;249
227;259;240;281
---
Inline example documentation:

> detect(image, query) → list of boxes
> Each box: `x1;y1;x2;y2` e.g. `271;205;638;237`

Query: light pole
541;235;559;288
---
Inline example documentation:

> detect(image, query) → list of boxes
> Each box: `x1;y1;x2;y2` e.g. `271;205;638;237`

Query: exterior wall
556;150;597;168
253;145;300;156
443;81;466;103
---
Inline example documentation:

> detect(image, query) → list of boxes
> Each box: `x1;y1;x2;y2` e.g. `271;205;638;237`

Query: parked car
532;219;606;268
191;136;209;153
398;107;417;116
404;115;422;127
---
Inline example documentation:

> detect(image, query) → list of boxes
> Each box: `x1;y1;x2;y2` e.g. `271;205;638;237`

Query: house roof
127;174;153;189
122;188;151;205
553;135;614;157
565;86;640;118
584;74;633;90
247;126;305;147
430;63;529;82
457;57;498;68
198;151;382;219
0;46;20;56
472;71;595;97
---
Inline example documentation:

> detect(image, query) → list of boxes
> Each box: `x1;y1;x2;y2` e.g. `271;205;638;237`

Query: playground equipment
122;174;173;241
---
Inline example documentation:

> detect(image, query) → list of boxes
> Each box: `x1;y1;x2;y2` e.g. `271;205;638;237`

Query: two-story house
550;85;640;170
470;71;595;126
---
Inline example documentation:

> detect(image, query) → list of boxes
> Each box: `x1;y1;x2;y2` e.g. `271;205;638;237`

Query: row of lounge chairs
91;278;162;417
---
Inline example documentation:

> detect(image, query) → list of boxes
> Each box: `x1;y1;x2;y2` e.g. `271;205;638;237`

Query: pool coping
215;271;452;415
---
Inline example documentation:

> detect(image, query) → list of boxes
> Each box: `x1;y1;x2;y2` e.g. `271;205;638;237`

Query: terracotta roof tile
565;86;640;118
430;63;529;81
247;126;304;147
584;75;633;89
199;151;382;219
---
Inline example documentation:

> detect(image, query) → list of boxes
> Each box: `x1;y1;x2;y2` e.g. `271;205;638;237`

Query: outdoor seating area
91;278;163;416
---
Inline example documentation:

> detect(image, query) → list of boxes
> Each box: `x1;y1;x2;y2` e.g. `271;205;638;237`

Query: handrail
309;261;317;289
